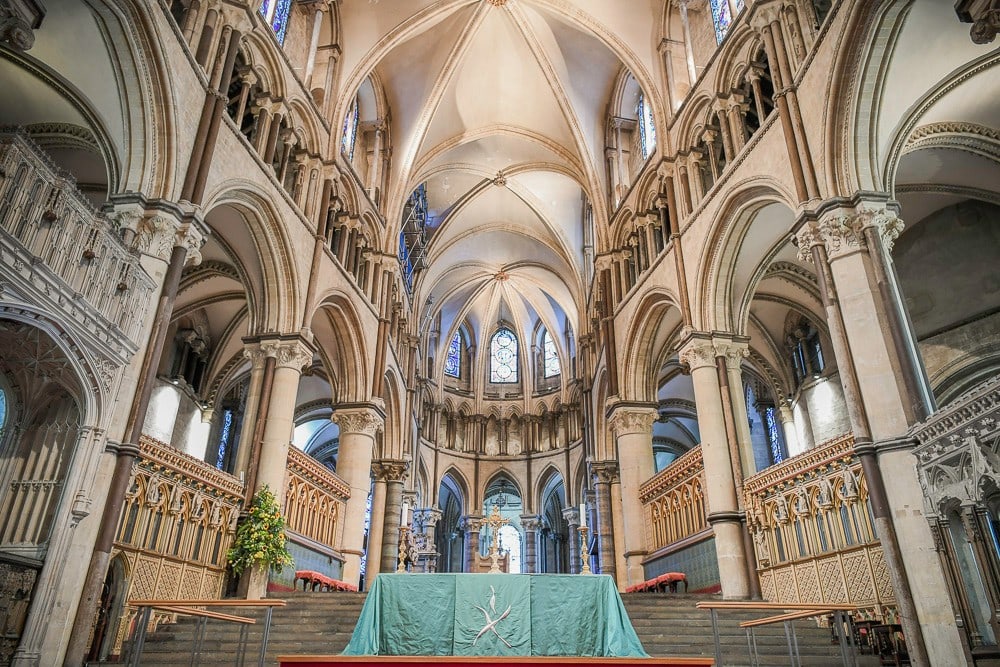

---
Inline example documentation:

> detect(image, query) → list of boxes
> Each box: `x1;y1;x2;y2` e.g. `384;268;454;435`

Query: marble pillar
562;507;581;574
375;460;409;575
462;515;482;572
591;461;618;579
520;515;542;574
608;404;658;586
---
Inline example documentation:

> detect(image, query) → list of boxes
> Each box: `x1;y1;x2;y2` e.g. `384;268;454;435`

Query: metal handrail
123;599;287;667
697;602;859;667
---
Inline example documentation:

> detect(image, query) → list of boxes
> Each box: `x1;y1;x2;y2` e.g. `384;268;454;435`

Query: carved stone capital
461;515;483;533
607;405;658;438
135;214;179;261
245;336;314;371
797;205;905;262
332;406;384;437
678;335;717;371
590;460;620;485
715;339;749;371
561;507;581;526
371;459;409;483
415;507;442;528
520;515;543;532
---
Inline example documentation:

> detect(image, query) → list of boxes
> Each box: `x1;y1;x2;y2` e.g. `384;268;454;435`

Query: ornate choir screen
640;446;708;550
744;434;898;619
284;446;349;556
109;435;244;653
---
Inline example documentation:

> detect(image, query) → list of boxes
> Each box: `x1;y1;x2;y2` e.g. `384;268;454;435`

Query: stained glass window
0;388;6;433
637;93;656;159
215;408;233;470
490;328;518;383
710;0;745;44
765;407;784;464
341;97;359;160
259;0;292;46
445;331;461;378
543;330;560;378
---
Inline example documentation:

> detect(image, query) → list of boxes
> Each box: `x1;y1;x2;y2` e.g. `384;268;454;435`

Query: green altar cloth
342;573;648;657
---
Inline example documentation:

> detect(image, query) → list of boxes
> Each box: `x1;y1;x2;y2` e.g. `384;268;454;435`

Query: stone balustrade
639;446;707;551
285;445;350;548
0;129;155;348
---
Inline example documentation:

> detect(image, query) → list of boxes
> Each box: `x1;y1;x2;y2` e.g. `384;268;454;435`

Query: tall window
637;92;656;160
710;0;745;44
341;97;360;160
215;408;234;470
445;331;462;378
490;328;518;383
543;330;560;378
765;407;785;465
259;0;292;45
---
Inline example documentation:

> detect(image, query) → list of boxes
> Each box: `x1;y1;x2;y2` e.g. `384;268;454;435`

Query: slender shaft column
367;476;387;585
677;0;698;85
797;201;961;666
418;508;442;572
680;335;750;599
462;516;482;572
376;460;409;575
562;508;581;574
520;515;542;574
591;461;618;579
303;3;328;87
331;406;384;587
608;404;658;586
65;214;206;666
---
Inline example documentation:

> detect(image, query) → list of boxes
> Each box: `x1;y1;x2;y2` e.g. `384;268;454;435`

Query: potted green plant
227;485;293;576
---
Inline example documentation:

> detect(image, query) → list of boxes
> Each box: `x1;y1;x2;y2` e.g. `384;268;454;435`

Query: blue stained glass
490;328;518;383
342;98;359;160
766;406;784;464
710;0;733;44
543;330;560;378
637;93;656;159
259;0;292;46
445;332;461;378
215;409;233;470
0;389;6;432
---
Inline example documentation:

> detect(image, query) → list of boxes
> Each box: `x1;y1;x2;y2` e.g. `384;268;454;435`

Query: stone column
367;473;387;586
417;507;442;572
562;507;581;574
303;2;330;87
375;460;409;575
520;515;542;574
462;515;482;572
331;405;384;587
677;0;698;85
608;404;658;586
680;335;750;599
796;201;962;666
250;337;313;497
591;461;618;579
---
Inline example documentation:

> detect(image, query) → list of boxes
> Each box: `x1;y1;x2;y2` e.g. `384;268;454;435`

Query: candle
579;502;586;529
401;501;409;526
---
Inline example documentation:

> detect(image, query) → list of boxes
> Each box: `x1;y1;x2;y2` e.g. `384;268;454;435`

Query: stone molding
796;205;905;262
331;406;384;437
607;404;658;438
371;458;409;483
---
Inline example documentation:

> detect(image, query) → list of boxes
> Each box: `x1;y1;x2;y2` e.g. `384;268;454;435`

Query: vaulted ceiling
336;0;663;376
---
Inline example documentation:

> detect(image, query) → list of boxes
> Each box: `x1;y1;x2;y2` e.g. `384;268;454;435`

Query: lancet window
445;331;462;378
710;0;746;44
637;93;656;160
259;0;292;45
341;97;360;160
490;327;518;384
543;330;560;378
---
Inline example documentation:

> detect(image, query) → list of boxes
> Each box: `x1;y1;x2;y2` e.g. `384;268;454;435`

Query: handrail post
237;623;249;667
783;620;797;667
128;605;153;667
790;619;802;667
750;627;759;667
258;604;275;667
710;608;722;666
191;615;208;666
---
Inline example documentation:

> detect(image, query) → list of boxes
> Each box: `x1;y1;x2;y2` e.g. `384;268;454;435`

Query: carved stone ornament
135;214;178;261
678;337;718;371
608;406;658;438
372;459;409;483
0;0;39;52
520;515;543;532
590;460;620;485
331;408;384;437
796;207;905;262
177;222;207;267
261;339;314;370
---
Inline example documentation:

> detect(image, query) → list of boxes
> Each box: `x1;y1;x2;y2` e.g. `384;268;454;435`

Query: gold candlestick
578;525;592;574
396;525;409;573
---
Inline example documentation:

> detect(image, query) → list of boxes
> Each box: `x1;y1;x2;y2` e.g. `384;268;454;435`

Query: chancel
0;0;999;666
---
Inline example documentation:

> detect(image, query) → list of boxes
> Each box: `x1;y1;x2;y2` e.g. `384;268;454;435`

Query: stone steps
128;590;850;667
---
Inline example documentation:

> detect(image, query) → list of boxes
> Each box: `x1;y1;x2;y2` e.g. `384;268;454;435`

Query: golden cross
483;504;510;532
483;505;510;573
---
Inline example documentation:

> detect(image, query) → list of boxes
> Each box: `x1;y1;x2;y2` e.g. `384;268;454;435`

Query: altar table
342;573;648;657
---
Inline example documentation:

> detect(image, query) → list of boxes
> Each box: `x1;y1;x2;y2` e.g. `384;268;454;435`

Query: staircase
130;591;847;666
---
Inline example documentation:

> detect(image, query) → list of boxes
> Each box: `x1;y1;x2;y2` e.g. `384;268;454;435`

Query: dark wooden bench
625;572;687;593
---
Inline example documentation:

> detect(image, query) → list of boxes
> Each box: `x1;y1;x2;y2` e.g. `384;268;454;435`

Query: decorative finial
492;170;507;187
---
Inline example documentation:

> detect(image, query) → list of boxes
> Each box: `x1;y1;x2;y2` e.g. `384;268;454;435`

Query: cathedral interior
0;0;999;664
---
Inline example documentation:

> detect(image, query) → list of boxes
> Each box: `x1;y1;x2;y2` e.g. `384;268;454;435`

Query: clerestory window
490;328;518;384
